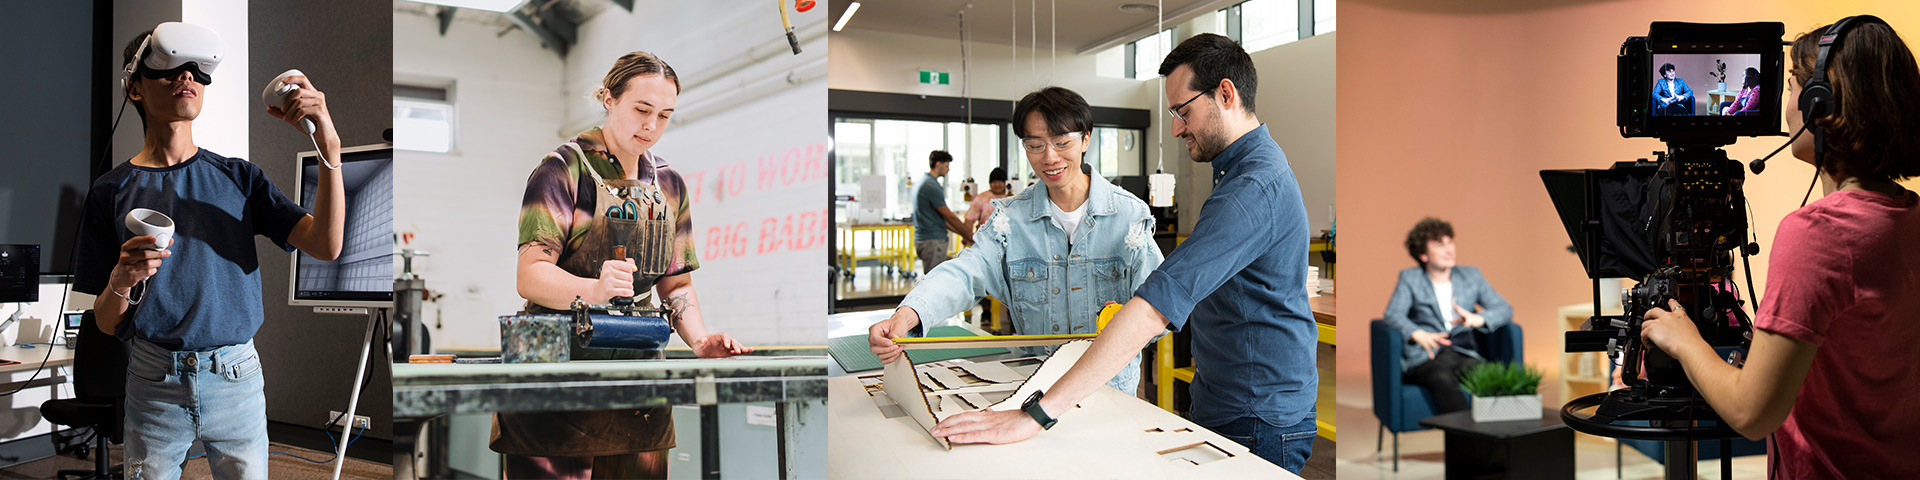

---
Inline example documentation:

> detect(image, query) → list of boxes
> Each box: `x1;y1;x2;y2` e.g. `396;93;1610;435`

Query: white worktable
0;344;75;375
0;344;73;393
826;373;1298;479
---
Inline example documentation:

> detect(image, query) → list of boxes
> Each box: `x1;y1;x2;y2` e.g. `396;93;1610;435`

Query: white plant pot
1471;394;1541;423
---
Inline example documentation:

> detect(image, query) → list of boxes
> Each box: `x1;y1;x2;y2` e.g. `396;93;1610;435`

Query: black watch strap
1022;390;1058;430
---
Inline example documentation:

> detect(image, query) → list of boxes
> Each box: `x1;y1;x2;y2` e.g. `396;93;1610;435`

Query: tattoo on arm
664;291;695;324
517;242;557;257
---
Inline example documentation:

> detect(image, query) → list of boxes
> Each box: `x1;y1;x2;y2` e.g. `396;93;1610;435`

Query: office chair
41;311;126;479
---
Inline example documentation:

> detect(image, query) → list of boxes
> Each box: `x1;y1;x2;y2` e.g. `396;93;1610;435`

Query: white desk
0;345;72;391
826;374;1297;479
0;344;73;465
0;345;75;373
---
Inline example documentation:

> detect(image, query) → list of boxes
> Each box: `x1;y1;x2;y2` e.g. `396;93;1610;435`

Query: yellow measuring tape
893;302;1126;344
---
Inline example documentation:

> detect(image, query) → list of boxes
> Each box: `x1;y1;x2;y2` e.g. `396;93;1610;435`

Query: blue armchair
1653;96;1696;116
1371;319;1524;471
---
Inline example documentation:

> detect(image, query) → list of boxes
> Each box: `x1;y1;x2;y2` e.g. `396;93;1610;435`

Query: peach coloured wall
1337;0;1920;414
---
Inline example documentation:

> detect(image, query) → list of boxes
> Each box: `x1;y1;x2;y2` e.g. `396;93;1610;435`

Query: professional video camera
1541;21;1784;480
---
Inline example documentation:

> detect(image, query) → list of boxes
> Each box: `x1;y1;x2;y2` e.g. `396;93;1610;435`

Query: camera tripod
1549;143;1761;480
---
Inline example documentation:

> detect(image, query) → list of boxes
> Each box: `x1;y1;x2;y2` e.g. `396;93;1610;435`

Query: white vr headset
123;22;222;89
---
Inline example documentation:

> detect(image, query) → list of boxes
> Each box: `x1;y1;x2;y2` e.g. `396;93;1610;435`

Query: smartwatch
1022;390;1058;430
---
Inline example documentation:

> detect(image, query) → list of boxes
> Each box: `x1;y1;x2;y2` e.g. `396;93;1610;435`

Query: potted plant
1710;59;1729;92
1459;361;1545;422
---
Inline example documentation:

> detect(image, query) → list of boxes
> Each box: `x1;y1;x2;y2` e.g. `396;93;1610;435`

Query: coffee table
1418;409;1573;479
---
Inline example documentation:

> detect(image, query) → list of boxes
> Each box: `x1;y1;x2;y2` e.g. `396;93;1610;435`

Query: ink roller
497;308;671;363
580;244;673;349
495;245;673;363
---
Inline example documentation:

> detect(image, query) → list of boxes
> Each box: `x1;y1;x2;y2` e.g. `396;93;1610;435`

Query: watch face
1023;390;1055;429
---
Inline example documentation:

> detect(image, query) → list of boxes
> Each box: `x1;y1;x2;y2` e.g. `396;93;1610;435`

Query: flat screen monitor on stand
287;144;392;480
288;145;395;316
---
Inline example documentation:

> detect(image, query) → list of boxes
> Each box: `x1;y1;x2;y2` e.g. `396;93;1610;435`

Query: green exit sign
918;71;950;85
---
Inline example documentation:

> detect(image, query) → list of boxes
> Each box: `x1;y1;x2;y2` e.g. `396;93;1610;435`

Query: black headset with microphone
1747;15;1886;207
1800;15;1886;171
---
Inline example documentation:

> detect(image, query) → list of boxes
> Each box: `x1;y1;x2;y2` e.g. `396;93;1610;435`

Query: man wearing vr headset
73;23;345;479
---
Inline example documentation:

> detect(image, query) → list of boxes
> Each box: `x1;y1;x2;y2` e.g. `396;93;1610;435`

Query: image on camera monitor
1649;53;1764;117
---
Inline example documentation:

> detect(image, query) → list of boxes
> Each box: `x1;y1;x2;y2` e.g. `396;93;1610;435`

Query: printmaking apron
492;146;679;456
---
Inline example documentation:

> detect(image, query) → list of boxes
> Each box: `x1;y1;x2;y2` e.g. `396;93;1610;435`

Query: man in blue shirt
74;26;345;479
931;33;1320;473
912;150;972;273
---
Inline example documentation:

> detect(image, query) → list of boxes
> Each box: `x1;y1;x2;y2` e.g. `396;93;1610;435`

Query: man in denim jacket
870;87;1163;394
928;34;1322;474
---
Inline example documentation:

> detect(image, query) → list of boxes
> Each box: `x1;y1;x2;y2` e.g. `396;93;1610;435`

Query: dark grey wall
248;0;394;441
0;0;104;274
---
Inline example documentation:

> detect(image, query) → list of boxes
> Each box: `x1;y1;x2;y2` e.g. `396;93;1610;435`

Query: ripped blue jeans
124;337;269;480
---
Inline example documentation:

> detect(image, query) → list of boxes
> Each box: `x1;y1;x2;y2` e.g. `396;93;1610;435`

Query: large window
1090;127;1145;178
1240;0;1300;52
834;118;1002;221
1129;29;1174;80
1116;0;1335;80
394;84;454;153
1313;0;1336;35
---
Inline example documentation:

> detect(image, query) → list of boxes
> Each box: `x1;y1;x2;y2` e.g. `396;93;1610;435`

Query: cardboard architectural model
881;337;1093;449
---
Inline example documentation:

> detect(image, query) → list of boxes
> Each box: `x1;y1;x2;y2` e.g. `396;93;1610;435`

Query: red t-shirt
1756;189;1920;479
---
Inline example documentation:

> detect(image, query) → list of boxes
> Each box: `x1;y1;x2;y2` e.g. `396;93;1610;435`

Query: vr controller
263;69;315;134
125;208;175;251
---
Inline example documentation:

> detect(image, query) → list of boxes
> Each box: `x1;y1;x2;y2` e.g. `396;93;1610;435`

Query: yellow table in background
838;223;915;275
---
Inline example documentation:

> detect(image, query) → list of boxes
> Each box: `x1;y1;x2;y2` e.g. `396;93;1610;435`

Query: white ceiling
828;0;1232;54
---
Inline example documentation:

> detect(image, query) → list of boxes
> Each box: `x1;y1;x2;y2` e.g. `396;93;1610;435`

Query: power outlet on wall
328;411;372;432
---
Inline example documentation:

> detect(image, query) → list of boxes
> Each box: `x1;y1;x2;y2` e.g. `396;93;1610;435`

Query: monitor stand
326;307;383;480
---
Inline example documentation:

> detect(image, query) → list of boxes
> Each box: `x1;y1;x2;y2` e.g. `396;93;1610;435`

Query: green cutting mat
828;326;1011;373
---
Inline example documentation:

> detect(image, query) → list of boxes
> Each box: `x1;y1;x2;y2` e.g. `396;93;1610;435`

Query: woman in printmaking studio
496;51;751;479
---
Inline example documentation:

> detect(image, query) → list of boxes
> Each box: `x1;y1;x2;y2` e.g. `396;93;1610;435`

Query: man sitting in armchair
1381;217;1514;413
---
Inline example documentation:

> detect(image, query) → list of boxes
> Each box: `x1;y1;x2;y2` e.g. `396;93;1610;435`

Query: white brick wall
395;1;828;350
393;9;568;351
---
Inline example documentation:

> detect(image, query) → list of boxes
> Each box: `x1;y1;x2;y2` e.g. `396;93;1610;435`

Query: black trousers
1406;349;1485;414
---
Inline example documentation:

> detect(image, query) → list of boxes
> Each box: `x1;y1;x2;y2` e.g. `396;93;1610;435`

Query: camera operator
1638;19;1920;478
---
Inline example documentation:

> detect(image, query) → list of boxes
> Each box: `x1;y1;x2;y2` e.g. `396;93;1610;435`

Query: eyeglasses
1168;88;1214;124
1020;131;1085;154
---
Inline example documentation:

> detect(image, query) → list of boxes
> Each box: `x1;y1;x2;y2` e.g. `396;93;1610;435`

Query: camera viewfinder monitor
1619;22;1786;141
288;145;394;309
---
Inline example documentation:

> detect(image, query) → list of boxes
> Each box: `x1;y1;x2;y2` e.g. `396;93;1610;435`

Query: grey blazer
1381;266;1513;373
